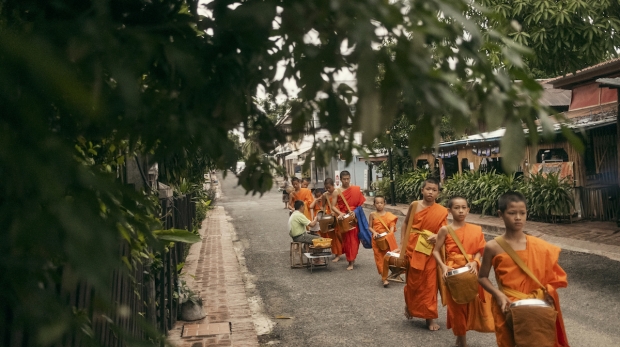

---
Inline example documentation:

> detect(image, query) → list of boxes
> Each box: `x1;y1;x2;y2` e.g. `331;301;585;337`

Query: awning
438;112;617;149
285;145;312;160
439;129;505;148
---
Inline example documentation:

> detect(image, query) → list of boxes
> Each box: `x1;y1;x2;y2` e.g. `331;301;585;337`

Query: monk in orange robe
288;177;314;220
402;178;447;331
479;191;569;347
320;178;343;260
368;196;399;285
433;196;493;347
309;189;324;220
331;170;366;270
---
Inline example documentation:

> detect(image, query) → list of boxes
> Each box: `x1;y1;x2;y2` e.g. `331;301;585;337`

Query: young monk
478;191;569;347
368;196;399;286
332;170;366;270
302;177;311;189
432;196;492;347
288;177;314;221
402;177;448;331
308;189;324;235
320;178;344;262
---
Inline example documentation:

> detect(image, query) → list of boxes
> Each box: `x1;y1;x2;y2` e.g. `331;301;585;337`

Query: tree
0;0;561;344
241;96;292;160
479;0;620;77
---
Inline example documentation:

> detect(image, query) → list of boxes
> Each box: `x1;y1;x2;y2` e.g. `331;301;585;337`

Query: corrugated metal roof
438;107;617;148
539;83;571;106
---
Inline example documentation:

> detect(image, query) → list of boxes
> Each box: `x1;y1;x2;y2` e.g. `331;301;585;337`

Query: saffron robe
322;195;343;256
371;212;399;275
491;235;569;347
291;188;314;220
404;202;448;319
337;186;366;262
443;223;492;336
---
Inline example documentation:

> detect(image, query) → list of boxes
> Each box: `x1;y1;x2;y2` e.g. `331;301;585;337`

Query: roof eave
550;60;620;90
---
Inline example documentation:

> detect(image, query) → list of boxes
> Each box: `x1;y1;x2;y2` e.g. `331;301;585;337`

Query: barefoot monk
403;177;448;331
331;170;366;271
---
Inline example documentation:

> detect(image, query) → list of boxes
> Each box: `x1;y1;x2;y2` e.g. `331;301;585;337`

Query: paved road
219;176;620;347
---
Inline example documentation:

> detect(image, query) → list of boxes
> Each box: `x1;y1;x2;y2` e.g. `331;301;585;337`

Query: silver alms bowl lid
446;266;471;277
509;299;551;308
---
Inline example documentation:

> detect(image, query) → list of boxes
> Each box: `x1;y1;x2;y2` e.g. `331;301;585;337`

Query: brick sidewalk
168;207;259;347
363;198;620;260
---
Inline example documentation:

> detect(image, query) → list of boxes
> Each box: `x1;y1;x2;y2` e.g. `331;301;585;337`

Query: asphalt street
219;175;620;347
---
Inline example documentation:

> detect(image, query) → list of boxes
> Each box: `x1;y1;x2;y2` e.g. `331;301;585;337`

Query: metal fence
2;194;196;347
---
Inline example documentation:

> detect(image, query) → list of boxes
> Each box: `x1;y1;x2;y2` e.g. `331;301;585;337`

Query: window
461;158;470;172
416;159;430;169
536;149;568;163
317;166;325;182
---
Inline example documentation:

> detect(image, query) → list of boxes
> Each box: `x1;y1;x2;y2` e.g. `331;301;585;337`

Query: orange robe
491;235;569;347
337;186;366;262
291;188;313;220
404;202;448;319
443;223;492;336
322;197;343;256
371;212;399;275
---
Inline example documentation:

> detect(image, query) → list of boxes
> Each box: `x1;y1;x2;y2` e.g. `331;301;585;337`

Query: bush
394;169;430;203
375;169;429;203
377;178;392;200
441;171;574;221
523;173;574;222
441;170;523;215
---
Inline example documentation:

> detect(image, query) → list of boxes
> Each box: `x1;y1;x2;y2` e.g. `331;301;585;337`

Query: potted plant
177;279;206;321
369;181;378;197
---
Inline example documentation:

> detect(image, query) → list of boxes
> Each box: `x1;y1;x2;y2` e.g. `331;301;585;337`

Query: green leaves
480;0;620;76
441;170;575;219
154;229;201;244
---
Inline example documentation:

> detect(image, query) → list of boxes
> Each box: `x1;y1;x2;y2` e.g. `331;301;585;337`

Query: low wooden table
303;252;331;273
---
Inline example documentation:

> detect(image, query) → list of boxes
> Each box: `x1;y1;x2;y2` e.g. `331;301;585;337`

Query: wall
569;81;618;111
524;140;585;187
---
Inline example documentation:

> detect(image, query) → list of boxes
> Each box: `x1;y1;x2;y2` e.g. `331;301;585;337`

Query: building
273;113;378;190
423;60;619;221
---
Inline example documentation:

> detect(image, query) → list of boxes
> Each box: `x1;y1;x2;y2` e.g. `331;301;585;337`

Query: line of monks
287;174;569;347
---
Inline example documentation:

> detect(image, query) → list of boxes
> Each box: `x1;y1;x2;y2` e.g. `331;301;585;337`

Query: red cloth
404;202;448;319
491;236;569;347
337;186;366;262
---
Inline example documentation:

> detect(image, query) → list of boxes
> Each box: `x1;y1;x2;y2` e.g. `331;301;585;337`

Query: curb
362;202;620;261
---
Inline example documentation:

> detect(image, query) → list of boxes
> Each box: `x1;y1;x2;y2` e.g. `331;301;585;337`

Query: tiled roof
546;58;620;83
549;58;620;89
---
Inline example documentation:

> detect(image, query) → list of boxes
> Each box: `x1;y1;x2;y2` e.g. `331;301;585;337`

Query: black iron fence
2;194;197;347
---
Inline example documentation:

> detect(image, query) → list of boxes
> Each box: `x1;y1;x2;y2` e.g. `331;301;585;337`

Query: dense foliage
479;0;620;77
440;171;574;220
377;169;430;203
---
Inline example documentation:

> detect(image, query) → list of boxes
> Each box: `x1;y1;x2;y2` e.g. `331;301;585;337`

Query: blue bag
354;206;373;249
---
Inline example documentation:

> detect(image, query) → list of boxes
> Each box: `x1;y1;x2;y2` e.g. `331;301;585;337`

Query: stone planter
179;298;206;321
